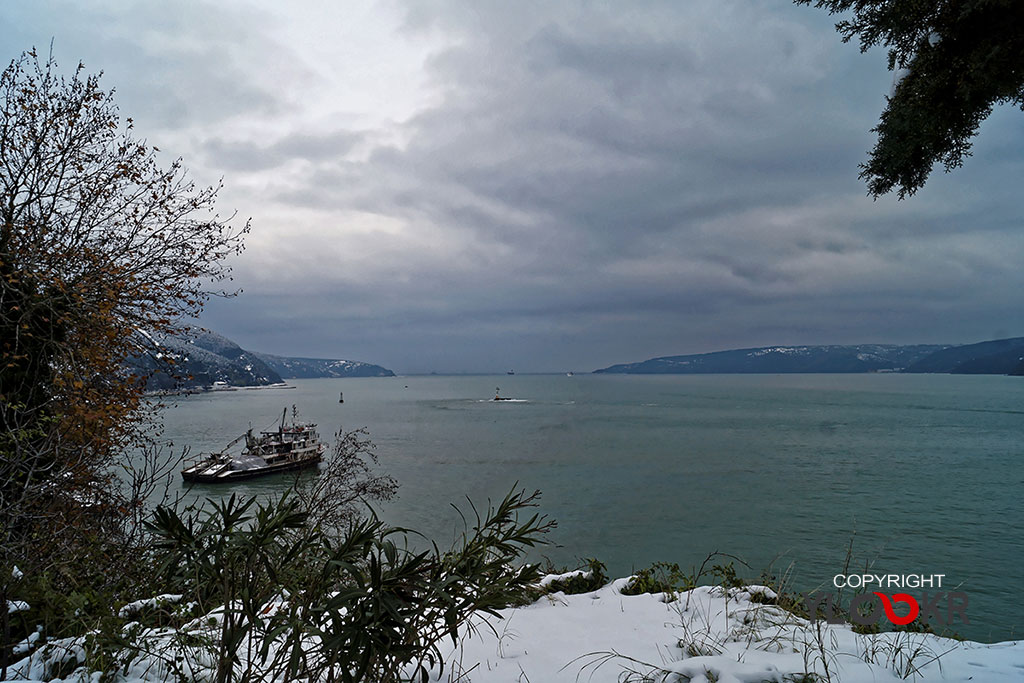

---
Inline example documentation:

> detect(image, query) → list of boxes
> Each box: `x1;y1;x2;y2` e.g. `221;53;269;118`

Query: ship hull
181;453;322;483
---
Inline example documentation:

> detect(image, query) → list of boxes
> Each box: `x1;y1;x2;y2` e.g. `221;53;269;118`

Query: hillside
132;329;283;390
131;329;394;390
252;353;395;379
904;337;1024;375
594;344;946;374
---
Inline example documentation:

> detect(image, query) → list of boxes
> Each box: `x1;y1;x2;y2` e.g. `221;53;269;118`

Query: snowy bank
439;578;1024;682
5;576;1022;682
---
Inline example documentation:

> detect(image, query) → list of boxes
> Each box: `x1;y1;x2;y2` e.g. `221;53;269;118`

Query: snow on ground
5;576;1023;682
436;578;1024;682
116;595;184;619
6;601;29;615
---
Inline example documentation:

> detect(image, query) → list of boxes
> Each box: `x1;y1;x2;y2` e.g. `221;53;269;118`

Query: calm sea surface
155;373;1024;642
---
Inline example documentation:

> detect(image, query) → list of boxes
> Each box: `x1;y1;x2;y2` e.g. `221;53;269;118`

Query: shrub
542;558;609;595
621;561;695;597
134;487;553;683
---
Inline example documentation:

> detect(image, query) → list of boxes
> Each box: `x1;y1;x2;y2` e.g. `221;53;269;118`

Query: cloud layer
4;0;1023;372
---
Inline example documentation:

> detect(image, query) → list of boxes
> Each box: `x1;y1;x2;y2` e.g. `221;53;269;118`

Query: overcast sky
4;1;1024;373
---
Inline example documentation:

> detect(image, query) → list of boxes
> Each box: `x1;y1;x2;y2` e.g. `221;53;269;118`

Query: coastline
144;382;294;397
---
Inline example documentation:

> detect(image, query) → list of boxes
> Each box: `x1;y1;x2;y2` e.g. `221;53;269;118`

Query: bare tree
293;428;399;532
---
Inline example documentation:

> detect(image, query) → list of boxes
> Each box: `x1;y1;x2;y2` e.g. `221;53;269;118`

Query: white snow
7;600;29;614
117;594;184;618
536;569;590;588
135;328;160;346
436;579;1023;682
748;347;810;357
11;626;43;656
4;578;1022;682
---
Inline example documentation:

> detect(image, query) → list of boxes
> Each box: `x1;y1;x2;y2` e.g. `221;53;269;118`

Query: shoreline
144;381;294;397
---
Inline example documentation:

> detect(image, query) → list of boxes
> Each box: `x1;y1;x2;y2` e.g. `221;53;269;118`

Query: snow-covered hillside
130;328;395;390
252;352;395;378
6;576;1021;682
130;328;283;390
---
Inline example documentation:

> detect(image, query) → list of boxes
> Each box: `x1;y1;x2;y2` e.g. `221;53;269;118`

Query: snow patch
8;600;30;614
117;594;184;618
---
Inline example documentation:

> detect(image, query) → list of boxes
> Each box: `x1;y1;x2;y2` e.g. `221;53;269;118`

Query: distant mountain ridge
594;344;948;374
132;329;394;391
132;328;282;390
903;337;1024;375
252;353;395;379
595;339;1024;375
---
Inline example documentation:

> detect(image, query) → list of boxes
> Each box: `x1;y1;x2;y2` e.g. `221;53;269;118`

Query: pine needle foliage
796;0;1024;198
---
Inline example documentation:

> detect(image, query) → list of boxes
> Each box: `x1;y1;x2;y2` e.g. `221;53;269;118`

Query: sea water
156;373;1024;642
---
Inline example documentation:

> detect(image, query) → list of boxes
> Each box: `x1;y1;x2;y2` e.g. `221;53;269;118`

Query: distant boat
566;372;574;377
493;387;514;402
181;406;325;483
507;370;515;375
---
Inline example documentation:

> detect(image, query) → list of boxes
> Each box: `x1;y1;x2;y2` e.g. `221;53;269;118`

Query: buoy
339;392;344;404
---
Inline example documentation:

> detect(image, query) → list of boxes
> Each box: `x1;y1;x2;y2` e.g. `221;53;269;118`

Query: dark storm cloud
235;0;1024;369
359;1;1022;369
277;1;873;244
4;1;1023;373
